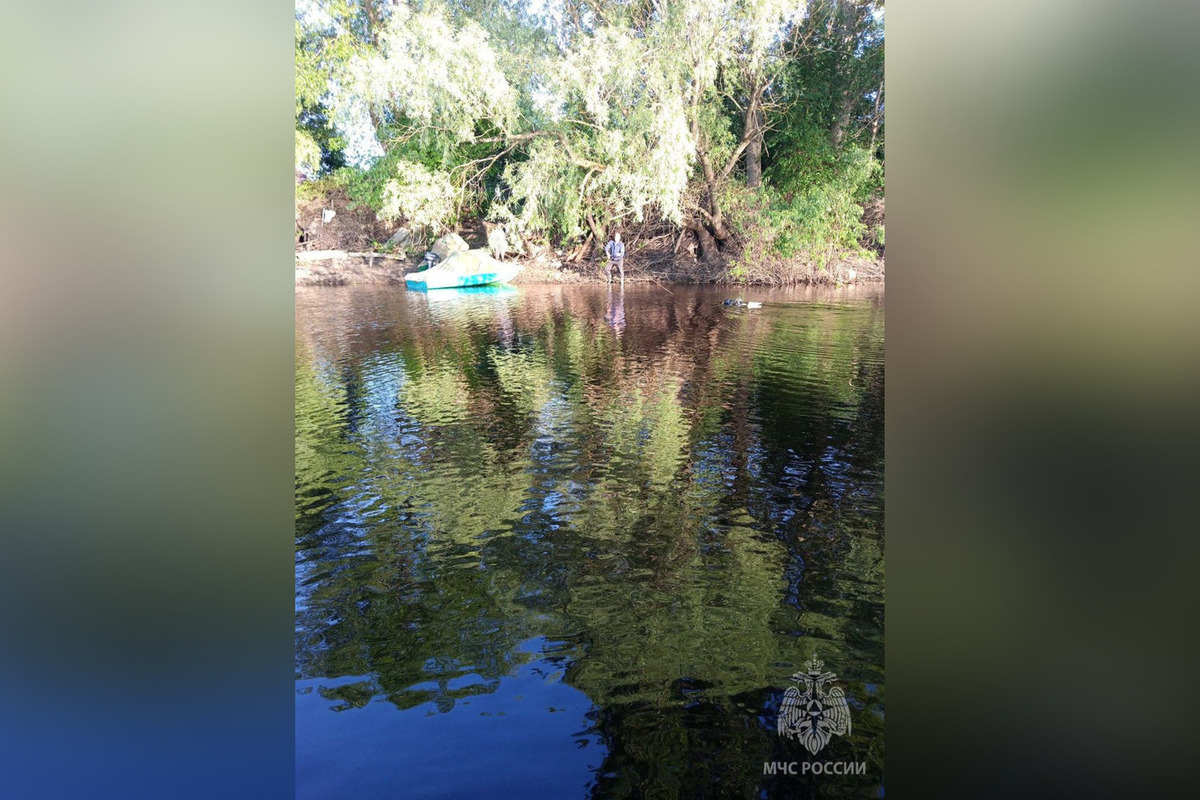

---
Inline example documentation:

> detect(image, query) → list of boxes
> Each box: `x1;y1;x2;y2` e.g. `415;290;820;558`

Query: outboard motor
422;251;440;271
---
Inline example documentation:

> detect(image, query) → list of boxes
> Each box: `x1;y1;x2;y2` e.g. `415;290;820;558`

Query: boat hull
404;259;520;290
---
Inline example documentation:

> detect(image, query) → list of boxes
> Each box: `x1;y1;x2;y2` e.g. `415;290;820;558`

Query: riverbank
294;251;880;287
295;191;883;287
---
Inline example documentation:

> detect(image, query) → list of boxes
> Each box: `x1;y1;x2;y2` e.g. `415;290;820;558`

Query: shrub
720;145;880;281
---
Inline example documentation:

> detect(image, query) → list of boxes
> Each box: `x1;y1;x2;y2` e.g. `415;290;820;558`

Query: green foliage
378;160;459;230
497;19;697;241
695;97;739;174
311;149;420;212
348;5;518;142
297;108;347;175
766;117;883;205
295;6;369;175
499;140;588;240
758;0;884;261
295;0;885;268
295;129;323;176
770;146;878;254
294;21;327;116
721;144;879;276
769;0;883;149
295;170;347;205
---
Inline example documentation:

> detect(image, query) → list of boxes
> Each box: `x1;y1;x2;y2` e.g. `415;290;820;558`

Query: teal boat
422;284;519;303
404;249;521;290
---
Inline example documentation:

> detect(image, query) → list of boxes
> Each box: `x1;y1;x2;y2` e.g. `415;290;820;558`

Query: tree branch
473;130;606;172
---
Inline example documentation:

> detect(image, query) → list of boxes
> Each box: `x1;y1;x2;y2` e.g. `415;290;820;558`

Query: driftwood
295;250;410;262
568;233;594;263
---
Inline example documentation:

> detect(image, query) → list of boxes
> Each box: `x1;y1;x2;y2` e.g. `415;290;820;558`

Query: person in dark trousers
605;232;625;283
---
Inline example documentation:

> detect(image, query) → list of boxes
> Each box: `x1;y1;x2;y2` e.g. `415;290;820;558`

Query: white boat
404;250;521;290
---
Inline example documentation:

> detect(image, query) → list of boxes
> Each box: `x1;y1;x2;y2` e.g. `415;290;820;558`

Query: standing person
604;231;626;283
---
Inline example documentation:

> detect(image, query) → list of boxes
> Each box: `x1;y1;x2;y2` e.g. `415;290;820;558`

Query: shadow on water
296;283;885;799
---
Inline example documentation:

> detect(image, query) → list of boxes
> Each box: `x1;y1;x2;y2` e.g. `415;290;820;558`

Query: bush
721;145;880;281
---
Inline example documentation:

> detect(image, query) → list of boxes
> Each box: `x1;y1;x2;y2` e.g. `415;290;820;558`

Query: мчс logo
777;655;852;755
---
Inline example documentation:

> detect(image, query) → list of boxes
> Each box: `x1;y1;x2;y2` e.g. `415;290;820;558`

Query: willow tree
495;23;695;253
497;0;806;258
295;1;398;175
654;0;807;257
338;4;521;230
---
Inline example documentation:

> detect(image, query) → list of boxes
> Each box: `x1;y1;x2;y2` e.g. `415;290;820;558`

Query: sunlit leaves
296;0;883;259
500;19;696;236
349;5;518;143
378;159;460;231
296;129;323;177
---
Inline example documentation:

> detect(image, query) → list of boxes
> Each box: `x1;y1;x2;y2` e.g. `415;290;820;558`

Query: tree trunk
585;214;605;249
693;152;728;242
684;219;718;261
365;1;381;47
868;80;883;155
745;107;764;188
708;202;728;242
830;89;854;149
829;1;857;150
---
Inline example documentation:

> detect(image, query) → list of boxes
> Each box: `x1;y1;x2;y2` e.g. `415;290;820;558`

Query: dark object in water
722;298;762;309
723;298;744;307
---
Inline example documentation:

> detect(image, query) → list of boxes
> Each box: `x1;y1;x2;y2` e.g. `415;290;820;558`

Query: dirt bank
295;254;410;287
295;251;877;288
295;250;636;287
296;189;392;252
295;189;883;287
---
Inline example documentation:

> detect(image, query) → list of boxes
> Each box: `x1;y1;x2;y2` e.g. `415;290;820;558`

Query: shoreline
295;251;882;288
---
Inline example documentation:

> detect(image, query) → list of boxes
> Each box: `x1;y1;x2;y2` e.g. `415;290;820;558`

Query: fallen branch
673;227;688;253
296;250;411;262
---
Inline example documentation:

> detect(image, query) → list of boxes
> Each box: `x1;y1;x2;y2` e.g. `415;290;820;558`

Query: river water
296;283;884;798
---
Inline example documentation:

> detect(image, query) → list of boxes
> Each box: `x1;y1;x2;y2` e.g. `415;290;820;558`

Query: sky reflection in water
296;284;884;798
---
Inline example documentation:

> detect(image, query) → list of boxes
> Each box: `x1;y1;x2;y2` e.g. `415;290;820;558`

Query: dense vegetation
296;0;884;279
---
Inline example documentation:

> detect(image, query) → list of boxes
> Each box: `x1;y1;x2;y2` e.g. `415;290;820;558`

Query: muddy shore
295;251;880;288
295;190;883;288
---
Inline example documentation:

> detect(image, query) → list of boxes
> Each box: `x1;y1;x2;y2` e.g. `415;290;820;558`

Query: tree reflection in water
296;284;884;798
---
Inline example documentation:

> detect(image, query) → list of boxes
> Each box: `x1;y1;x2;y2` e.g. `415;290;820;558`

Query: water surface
296;283;884;798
